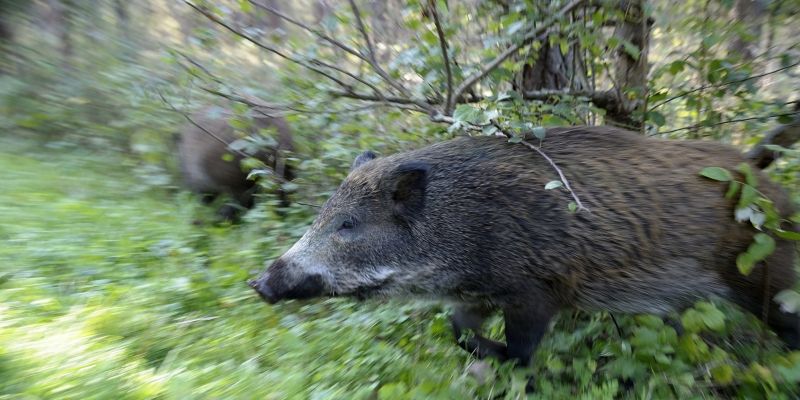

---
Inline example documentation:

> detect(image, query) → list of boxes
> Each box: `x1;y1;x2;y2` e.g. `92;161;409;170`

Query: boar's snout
248;275;279;304
249;258;327;304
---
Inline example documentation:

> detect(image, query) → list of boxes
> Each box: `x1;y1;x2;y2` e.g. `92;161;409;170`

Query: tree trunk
514;3;590;123
47;0;74;69
607;0;650;130
517;43;589;92
728;0;766;62
0;8;12;74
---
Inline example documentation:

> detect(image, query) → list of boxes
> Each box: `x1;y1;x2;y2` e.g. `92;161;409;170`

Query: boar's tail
746;102;800;169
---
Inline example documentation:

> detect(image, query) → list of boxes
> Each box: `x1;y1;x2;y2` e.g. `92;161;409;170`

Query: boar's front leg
502;303;556;366
451;303;508;360
452;301;556;366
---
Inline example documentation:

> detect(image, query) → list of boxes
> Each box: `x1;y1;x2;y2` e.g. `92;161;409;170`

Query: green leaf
699;167;732;182
544;180;563;190
681;309;704;333
711;364;734;384
622;40;640;60
508;135;522;143
724;181;741;199
737;233;776;275
748;233;776;261
532;126;546;140
775;290;800;314
775;230;800;241
648;111;666;126
481;125;499;136
736;163;757;187
559;38;569;55
737;252;756;275
453;104;484;124
697;302;726;332
506;21;525;35
568;202;577;213
669;60;686;75
738;184;757;209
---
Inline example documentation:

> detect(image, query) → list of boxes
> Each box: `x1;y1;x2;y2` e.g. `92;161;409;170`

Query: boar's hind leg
451;303;508;360
503;303;557;366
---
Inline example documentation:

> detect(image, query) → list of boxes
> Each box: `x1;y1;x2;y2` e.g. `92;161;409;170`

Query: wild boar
177;107;294;220
249;125;799;368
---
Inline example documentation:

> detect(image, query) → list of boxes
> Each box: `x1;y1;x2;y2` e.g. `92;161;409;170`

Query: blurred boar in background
250;125;799;371
177;106;294;220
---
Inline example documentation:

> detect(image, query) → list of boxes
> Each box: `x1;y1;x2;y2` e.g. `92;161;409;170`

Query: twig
328;89;430;111
173;52;379;117
186;1;351;90
450;0;585;108
430;114;588;212
428;0;454;115
650;60;800;110
173;49;227;86
157;90;250;159
656;111;800;135
347;0;419;104
249;0;363;60
187;1;399;104
203;86;412;116
492;121;589;212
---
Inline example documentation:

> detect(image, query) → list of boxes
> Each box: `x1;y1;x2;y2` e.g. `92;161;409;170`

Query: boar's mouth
349;277;395;301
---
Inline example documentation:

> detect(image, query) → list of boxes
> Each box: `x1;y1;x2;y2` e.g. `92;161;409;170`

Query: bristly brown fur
254;125;799;367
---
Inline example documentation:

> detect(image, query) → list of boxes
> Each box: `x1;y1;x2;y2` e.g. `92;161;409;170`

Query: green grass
1;135;799;399
0;136;476;399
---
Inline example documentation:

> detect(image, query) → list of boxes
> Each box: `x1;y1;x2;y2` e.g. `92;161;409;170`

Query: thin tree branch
173;49;227;86
450;0;585;111
328;89;430;109
428;0;454;115
491;121;589;212
651;60;800;110
656;111;800;135
347;0;419;104
187;1;399;104
186;1;351;89
428;113;588;212
201;85;408;116
248;0;364;61
158;90;251;159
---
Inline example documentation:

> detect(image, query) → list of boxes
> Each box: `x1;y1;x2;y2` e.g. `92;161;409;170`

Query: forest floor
1;135;798;399
0;135;473;399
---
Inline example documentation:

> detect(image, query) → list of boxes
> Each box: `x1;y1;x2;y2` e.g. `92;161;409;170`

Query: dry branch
157;90;250;159
491;122;589;212
249;0;363;60
657;111;800;136
429;114;588;212
347;0;418;103
651;60;800;110
428;0;454;115
186;1;359;91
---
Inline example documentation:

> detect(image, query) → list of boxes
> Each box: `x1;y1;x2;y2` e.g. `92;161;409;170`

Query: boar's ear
390;162;429;219
351;151;377;171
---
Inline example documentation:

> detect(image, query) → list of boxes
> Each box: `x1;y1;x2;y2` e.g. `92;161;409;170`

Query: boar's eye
337;218;357;232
